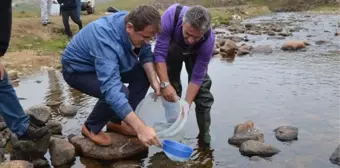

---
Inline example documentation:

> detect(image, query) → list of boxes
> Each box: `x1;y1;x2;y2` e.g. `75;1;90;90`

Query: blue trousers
0;71;29;136
62;64;150;134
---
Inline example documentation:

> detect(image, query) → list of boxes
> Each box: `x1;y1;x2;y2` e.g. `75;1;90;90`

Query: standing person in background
41;0;53;25
153;3;215;146
57;0;83;38
76;0;81;20
0;0;50;141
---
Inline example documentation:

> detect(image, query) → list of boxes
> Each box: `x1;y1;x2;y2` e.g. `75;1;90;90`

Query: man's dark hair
125;5;161;32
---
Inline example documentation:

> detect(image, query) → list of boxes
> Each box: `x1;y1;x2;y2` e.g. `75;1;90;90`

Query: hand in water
137;125;162;148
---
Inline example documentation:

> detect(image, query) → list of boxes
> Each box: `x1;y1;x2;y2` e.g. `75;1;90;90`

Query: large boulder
69;132;147;160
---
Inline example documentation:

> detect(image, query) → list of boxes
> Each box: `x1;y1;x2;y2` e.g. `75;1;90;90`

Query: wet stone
273;126;298;141
251;45;273;55
69;132;147;160
228;128;264;147
0;160;34;168
25;105;52;126
32;157;50;168
0;122;7;131
239;140;280;157
0;128;12;148
330;145;340;166
59;105;78;116
47;120;62;135
234;120;254;134
10;133;51;161
46;100;62;107
281;40;307;51
49;138;76;167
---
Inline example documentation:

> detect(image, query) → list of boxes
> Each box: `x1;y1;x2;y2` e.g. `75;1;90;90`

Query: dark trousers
62;64;150;134
167;42;214;144
61;9;82;37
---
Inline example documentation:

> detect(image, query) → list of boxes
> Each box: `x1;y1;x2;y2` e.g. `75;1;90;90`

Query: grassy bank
9;0;338;54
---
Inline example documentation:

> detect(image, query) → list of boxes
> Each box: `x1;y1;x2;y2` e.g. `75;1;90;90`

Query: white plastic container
135;93;189;138
50;4;60;16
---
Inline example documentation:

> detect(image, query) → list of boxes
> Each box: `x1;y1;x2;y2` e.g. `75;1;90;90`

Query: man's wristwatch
160;82;170;89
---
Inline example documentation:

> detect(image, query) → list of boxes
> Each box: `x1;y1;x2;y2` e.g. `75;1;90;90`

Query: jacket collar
117;12;134;52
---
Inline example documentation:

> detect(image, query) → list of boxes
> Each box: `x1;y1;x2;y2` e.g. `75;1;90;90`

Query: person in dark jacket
0;0;50;140
57;0;82;37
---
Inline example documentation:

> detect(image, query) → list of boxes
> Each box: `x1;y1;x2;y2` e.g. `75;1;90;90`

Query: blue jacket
61;11;154;120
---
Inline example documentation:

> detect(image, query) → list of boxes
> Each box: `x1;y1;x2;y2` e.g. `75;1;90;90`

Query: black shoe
18;123;49;140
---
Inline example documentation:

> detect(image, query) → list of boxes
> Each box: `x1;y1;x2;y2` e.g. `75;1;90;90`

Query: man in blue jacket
61;5;162;147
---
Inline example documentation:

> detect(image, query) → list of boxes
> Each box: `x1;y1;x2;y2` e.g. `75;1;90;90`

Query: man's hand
0;63;5;80
161;85;178;102
124;112;162;148
136;125;162;148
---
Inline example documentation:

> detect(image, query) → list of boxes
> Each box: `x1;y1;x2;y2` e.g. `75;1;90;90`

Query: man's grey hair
182;5;211;33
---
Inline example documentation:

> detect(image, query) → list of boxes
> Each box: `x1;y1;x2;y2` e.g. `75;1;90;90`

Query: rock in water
25;105;52;126
234;120;254;134
330;145;340;166
47;120;62;135
0;128;11;148
32;157;49;168
0;160;33;168
59;105;78;116
273;126;298;141
10;133;51;161
228;128;264;147
69;132;147;160
239;140;280;157
49;138;76;167
281;40;307;51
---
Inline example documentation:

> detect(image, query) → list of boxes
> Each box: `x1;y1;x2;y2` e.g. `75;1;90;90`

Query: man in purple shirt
154;3;215;145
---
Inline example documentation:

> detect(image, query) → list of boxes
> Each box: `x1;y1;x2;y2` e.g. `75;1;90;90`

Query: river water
12;12;339;167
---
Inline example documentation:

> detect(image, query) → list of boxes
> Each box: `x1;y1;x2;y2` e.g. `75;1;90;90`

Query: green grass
310;5;340;12
96;0;152;11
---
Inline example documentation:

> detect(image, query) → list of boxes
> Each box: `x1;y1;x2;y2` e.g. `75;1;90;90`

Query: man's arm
185;30;215;105
154;5;177;83
0;0;12;57
139;44;158;88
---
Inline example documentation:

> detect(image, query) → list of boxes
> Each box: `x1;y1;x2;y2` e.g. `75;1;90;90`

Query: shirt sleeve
139;43;154;64
153;4;177;63
90;27;133;120
190;30;215;86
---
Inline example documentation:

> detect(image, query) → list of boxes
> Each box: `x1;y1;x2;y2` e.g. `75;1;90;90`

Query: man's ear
126;22;134;33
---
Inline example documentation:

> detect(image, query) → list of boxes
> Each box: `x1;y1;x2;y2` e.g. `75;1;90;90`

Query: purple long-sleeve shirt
154;3;215;86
